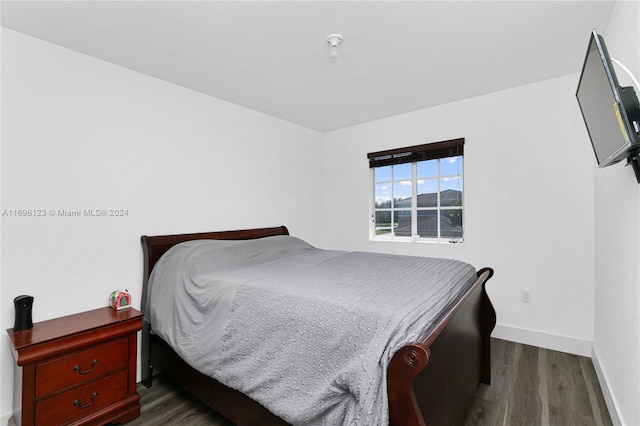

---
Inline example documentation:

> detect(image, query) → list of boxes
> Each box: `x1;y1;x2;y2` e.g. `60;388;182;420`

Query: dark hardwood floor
128;339;612;426
464;339;611;426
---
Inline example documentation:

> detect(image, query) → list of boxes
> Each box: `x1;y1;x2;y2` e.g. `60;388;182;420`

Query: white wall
323;74;596;355
0;29;324;424
592;2;640;425
0;21;4;426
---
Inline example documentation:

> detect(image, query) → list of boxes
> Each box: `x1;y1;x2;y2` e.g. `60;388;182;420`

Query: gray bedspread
148;235;477;426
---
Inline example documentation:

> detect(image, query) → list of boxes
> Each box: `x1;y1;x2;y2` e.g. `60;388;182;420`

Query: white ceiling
1;1;615;132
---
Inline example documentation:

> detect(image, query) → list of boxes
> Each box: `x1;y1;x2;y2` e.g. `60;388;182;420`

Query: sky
374;156;463;206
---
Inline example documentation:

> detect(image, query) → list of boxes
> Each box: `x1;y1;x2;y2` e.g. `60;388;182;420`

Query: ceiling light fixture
326;34;343;63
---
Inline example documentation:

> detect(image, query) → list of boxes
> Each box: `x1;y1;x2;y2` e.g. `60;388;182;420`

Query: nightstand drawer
35;369;128;426
35;337;128;397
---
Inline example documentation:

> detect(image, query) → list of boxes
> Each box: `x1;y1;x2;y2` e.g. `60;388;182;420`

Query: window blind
367;138;464;168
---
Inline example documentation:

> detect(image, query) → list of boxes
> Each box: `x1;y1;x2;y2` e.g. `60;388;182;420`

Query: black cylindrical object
13;295;34;331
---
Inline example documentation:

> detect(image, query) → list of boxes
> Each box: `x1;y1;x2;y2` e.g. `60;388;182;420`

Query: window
368;138;464;242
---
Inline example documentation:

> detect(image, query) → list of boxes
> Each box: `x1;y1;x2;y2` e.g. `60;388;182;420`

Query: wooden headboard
140;225;289;313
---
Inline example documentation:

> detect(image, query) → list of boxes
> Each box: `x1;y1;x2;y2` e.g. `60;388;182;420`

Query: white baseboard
1;413;16;426
492;323;592;357
591;344;624;426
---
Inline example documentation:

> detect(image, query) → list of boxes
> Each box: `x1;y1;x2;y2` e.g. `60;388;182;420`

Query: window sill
370;236;464;245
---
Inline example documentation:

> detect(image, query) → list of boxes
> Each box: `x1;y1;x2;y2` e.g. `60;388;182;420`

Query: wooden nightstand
7;307;142;426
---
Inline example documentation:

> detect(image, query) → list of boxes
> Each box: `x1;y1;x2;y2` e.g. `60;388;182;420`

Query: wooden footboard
387;267;495;426
140;226;495;426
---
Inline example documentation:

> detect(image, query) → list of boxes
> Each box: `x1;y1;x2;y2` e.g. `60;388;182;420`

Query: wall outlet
521;290;531;303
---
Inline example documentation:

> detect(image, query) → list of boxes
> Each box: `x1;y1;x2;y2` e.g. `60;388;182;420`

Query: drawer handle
73;359;99;375
73;392;98;409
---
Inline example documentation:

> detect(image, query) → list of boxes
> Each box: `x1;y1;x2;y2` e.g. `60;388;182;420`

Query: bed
140;225;495;426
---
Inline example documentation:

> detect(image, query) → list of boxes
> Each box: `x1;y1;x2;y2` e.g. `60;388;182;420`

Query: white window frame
369;139;464;243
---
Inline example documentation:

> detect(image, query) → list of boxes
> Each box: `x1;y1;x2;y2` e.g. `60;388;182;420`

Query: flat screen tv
576;29;640;169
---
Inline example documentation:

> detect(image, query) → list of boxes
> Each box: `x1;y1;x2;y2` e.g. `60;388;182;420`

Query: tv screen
576;30;640;168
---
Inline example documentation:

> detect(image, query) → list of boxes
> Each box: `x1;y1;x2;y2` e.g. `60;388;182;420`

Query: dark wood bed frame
140;225;496;426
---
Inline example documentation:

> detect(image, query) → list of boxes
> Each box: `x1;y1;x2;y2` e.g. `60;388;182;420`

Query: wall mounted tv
576;29;640;182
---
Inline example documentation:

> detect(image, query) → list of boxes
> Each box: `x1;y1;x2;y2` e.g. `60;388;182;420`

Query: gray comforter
147;235;476;425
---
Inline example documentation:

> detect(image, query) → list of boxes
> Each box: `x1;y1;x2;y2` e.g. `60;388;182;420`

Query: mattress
147;235;477;425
